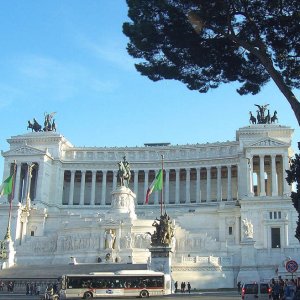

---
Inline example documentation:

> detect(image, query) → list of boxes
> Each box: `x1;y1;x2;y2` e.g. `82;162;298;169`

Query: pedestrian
26;282;30;295
36;283;41;295
187;282;191;294
174;281;178;293
237;281;241;294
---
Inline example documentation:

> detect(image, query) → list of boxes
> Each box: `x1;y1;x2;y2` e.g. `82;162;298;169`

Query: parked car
241;282;272;300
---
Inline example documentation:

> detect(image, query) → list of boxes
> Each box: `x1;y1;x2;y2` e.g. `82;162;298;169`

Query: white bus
59;270;171;299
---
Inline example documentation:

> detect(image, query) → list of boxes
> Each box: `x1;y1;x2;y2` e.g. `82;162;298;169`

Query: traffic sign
286;260;298;273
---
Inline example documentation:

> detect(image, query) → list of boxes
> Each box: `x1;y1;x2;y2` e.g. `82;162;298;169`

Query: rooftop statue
117;156;131;187
249;105;278;124
27;112;57;132
150;212;175;247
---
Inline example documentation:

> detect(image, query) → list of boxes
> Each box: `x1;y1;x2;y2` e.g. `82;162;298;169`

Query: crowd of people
237;277;300;300
174;281;192;293
0;280;14;292
270;278;300;300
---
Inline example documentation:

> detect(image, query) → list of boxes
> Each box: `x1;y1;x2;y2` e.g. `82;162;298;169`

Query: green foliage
123;0;300;96
286;143;300;241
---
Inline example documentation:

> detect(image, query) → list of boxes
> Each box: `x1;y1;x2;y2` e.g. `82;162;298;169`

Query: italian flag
145;169;163;204
0;175;13;197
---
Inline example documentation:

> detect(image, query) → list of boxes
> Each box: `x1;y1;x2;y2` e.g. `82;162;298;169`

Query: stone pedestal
0;239;16;269
109;186;136;220
149;246;172;275
237;238;259;283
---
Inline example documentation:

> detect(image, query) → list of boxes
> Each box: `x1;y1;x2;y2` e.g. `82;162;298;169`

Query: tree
123;1;300;241
286;145;300;241
123;0;300;123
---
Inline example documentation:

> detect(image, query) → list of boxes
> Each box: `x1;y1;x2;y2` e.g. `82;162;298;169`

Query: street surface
0;290;241;300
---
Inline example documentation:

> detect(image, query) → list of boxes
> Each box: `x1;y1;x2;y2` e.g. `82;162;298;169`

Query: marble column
227;165;232;200
248;157;254;196
144;170;149;202
217;166;221;201
284;221;289;247
79;170;86;205
90;170;96;205
113;171;117;190
282;153;290;195
186;168;190;203
13;163;22;203
134;170;139;200
101;171;107;205
165;169;170;204
68;170;75;205
154;170;159;205
259;155;266;196
206;167;211;202
175;169;180;204
196;168;201;203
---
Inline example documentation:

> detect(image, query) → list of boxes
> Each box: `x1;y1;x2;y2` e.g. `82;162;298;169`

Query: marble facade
0;123;299;288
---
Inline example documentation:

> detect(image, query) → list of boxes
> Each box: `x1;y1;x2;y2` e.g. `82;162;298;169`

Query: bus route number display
286;260;298;273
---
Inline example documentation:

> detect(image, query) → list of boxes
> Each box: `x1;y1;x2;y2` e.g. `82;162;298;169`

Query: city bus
58;270;171;299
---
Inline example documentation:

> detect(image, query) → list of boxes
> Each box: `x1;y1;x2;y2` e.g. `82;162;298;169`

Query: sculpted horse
271;110;278;123
27;119;42;132
117;161;131;187
249;112;256;124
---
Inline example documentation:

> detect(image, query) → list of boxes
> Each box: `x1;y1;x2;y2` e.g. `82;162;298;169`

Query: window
229;227;233;235
271;228;281;248
30;231;34;237
269;211;282;219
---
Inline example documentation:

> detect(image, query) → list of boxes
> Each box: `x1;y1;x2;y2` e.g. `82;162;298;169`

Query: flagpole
4;161;16;241
160;155;164;216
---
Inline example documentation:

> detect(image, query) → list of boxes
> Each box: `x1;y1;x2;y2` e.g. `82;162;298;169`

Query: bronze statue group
27;112;56;132
249;104;278;124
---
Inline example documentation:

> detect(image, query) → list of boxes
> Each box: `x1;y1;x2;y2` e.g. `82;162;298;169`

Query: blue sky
0;0;299;178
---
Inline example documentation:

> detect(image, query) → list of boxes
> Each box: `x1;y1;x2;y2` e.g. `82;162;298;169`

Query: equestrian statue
117;156;131;187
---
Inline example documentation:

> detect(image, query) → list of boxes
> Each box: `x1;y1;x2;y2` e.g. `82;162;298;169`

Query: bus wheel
140;290;149;298
83;291;93;299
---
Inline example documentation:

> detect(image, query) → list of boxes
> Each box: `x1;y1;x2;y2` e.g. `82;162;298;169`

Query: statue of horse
265;110;271;124
117;161;131;187
271;110;278;123
249;111;256;124
27;119;42;132
51;119;56;131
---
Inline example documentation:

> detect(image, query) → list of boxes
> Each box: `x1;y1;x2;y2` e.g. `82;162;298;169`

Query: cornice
1;145;51;158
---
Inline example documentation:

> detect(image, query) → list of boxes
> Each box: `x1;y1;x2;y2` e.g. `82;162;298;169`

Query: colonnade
62;165;239;206
7;162;38;205
247;153;290;197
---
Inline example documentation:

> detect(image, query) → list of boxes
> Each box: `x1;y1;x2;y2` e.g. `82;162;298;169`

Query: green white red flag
145;169;163;204
0;175;13;196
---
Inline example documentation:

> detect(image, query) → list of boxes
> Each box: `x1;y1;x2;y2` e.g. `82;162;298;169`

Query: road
0;290;241;300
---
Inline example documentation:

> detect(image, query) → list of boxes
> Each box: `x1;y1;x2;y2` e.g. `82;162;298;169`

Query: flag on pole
0;175;13;196
145;169;163;204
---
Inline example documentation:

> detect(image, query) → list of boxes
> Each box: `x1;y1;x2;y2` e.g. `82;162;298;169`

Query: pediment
247;138;288;148
2;146;47;157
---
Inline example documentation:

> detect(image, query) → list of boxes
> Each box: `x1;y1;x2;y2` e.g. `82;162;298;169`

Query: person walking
187;282;191;294
174;281;178;293
237;281;241;294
